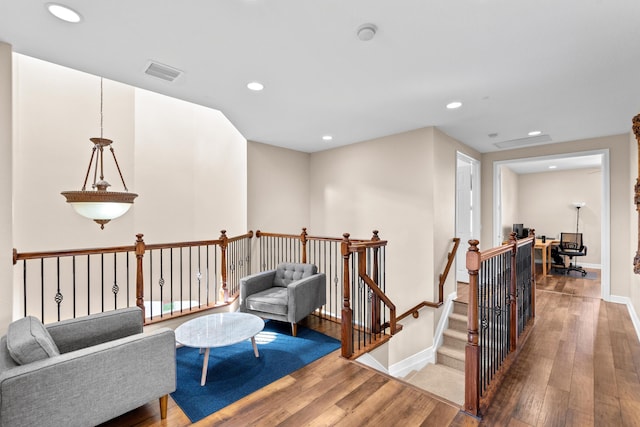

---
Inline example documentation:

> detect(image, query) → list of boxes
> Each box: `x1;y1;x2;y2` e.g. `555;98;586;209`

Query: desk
534;239;558;277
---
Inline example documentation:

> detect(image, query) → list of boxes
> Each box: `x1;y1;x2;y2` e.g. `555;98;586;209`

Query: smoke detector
357;24;377;41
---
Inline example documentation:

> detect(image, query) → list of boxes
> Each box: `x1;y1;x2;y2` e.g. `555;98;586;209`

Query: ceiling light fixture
247;81;264;91
528;130;542;136
322;135;333;141
548;165;557;169
446;101;462;109
61;78;138;229
357;24;377;41
46;3;82;23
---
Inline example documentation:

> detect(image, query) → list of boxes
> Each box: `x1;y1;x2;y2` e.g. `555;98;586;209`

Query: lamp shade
61;190;137;228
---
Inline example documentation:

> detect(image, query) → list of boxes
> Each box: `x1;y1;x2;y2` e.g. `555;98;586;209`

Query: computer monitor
513;223;524;239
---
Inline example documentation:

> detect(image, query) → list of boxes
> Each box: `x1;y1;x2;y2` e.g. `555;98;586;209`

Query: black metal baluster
159;249;164;317
149;250;153;319
56;257;61;321
72;256;76;318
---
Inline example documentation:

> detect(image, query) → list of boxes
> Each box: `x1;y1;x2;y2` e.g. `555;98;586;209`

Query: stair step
447;312;467;333
452;300;468;316
437;345;465;372
443;328;467;351
404;363;465;406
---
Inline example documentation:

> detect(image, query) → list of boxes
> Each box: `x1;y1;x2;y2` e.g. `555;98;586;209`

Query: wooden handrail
397;237;460;322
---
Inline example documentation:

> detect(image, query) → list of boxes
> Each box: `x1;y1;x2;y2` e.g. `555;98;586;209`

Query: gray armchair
240;263;326;336
0;307;176;427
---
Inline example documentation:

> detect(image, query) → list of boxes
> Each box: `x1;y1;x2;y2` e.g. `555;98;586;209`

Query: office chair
556;232;588;276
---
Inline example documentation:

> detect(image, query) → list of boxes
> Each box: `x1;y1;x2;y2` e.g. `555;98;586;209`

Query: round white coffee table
175;312;264;386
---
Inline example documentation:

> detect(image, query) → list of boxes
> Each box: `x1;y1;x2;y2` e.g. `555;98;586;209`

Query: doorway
492;149;610;300
456;152;481;283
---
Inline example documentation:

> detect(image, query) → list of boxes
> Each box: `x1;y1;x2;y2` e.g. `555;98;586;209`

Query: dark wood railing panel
464;232;536;418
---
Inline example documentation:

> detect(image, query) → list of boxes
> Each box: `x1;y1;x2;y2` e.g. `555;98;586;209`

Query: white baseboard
356;353;389;374
608;295;640;341
388;291;457;378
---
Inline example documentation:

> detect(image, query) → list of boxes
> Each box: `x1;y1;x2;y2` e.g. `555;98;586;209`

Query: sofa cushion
6;316;60;365
273;263;317;287
246;287;288;315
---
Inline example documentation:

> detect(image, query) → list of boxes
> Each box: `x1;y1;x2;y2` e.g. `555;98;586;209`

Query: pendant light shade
61;80;137;229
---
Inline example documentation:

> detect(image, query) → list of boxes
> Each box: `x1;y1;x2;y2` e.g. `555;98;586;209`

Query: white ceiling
503;154;602;175
1;1;639;153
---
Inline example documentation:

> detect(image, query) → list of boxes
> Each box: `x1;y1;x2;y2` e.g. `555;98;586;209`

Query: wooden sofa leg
159;394;168;419
291;323;297;337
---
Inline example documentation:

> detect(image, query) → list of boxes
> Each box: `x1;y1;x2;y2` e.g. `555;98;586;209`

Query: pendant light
61;78;137;229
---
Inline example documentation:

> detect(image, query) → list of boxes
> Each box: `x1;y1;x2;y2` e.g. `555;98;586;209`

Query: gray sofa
0;307;176;427
240;263;326;336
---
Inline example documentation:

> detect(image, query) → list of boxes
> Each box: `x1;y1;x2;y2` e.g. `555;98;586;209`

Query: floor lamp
572;202;585;234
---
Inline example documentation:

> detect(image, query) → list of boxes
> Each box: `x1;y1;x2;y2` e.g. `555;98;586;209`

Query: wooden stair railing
397;237;460;322
464;232;536;418
13;230;254;325
341;232;401;359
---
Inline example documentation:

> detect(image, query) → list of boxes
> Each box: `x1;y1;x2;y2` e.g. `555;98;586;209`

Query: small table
175;312;264;386
534;239;559;277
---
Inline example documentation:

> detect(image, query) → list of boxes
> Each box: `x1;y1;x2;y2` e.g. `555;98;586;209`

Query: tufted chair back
273;263;318;287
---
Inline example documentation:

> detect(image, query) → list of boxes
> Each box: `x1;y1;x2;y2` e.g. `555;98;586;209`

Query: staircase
403;300;467;406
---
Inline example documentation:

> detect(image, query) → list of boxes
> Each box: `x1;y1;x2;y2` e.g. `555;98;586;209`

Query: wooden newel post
465;239;481;417
370;230;381;334
301;227;308;264
529;229;536;319
341;233;353;358
219;230;229;303
135;234;146;321
508;231;518;352
632;114;640;273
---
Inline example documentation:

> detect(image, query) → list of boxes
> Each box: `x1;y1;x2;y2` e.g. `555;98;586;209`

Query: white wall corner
356;353;389;375
388;291;457;378
608;294;640;341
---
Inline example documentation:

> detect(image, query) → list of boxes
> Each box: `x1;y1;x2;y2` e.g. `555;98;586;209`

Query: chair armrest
0;328;176;427
240;270;277;311
287;273;326;323
46;307;143;354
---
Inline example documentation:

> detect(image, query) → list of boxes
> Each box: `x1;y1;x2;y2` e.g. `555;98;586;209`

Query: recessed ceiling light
46;3;82;23
528;130;542;136
446;101;462;109
548;165;557;169
322;135;333;141
247;81;264;91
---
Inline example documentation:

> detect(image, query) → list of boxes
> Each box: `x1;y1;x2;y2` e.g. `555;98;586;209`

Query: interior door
456;153;480;283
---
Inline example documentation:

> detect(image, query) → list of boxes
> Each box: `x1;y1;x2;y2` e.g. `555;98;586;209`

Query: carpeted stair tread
437;344;465;372
443;328;467;351
404;363;465;406
447;312;467;333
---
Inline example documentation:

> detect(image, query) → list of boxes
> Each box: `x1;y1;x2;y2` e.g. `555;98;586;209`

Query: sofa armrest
0;328;176;427
287;273;326;323
240;270;276;311
46;307;143;354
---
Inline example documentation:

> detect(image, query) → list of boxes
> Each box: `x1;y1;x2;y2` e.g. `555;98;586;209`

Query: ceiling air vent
494;134;552;150
144;61;183;82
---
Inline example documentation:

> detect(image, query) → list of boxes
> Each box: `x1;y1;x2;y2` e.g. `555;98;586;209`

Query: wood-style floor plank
100;268;640;426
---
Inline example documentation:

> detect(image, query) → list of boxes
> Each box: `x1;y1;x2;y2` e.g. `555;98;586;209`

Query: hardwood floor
102;269;640;426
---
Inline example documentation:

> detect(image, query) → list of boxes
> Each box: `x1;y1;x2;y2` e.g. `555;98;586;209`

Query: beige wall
247;141;310;234
500;166;519;239
481;134;630;298
630;131;640;320
133;89;247;242
5;54;247;330
517;168;601;265
309;127;480;365
0;44;12;334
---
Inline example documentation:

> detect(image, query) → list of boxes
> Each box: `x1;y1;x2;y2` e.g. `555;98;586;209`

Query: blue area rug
171;321;340;423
